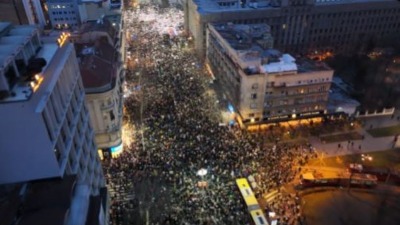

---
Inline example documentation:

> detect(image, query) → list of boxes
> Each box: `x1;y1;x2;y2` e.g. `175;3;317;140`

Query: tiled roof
75;38;117;91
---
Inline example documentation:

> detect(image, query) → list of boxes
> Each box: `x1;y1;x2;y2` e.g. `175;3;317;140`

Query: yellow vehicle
236;178;269;225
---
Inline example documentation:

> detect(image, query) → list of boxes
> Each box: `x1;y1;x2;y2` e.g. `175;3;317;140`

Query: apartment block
71;18;125;158
207;23;333;125
185;0;400;57
0;22;108;224
46;0;81;29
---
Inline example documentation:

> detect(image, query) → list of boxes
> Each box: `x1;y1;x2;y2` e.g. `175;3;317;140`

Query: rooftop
78;18;117;41
194;0;396;13
0;41;73;185
195;0;276;13
210;23;331;75
46;0;77;4
0;23;42;102
75;37;118;93
327;81;360;115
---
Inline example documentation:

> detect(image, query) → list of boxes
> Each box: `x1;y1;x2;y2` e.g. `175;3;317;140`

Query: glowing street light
196;168;208;177
361;154;373;161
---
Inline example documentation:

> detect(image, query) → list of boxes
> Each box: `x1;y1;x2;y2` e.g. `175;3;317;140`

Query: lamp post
197;168;208;188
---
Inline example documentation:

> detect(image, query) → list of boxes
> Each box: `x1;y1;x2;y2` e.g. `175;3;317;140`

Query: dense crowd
104;4;315;225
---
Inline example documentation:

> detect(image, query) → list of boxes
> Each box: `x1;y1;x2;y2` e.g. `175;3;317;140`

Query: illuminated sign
298;111;324;117
110;143;123;158
266;115;290;121
111;143;123;153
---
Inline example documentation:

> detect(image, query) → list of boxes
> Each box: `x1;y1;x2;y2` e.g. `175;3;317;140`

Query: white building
207;23;333;126
0;22;108;225
78;0;122;23
71;19;125;158
46;0;81;29
0;21;106;192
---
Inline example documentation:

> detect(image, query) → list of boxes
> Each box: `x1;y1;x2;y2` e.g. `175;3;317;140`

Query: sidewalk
309;112;400;157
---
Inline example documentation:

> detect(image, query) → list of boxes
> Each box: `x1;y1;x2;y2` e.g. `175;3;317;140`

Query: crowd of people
104;4;316;225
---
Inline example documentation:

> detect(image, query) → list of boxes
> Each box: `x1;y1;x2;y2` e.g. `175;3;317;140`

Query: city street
102;2;400;225
104;3;314;225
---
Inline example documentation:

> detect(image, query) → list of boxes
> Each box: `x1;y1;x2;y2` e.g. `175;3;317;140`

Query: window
109;110;115;121
251;93;257;99
252;83;258;89
265;91;273;95
265;101;273;107
250;103;257;109
248;113;255;117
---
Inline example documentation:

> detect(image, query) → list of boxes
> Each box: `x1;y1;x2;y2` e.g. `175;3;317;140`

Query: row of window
264;78;330;88
52;11;75;15
262;86;328;97
262;95;326;107
50;4;74;9
234;10;400;28
208;35;241;85
54;17;77;21
261;104;322;117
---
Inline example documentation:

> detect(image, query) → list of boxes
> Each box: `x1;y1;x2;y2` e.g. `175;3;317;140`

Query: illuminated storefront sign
111;143;123;158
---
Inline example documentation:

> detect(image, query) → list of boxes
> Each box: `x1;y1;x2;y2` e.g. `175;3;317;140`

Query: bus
236;178;269;225
300;171;377;188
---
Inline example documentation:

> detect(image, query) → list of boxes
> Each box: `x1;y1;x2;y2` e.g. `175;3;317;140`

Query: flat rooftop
194;0;276;13
0;24;41;103
211;23;331;75
194;0;396;13
0;42;72;185
78;18;117;40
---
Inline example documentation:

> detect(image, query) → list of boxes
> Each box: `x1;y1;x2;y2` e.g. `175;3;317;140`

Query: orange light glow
57;32;70;47
31;74;44;92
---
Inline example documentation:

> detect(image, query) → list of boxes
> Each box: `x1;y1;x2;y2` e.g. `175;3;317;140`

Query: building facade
0;0;51;28
46;0;81;29
71;18;125;158
0;0;30;25
78;0;123;23
0;23;105;195
207;23;333;125
185;0;400;57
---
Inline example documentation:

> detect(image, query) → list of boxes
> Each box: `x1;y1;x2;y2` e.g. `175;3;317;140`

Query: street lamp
361;154;373;161
197;168;208;188
197;168;208;177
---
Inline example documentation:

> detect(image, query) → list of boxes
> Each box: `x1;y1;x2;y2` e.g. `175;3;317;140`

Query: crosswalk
263;189;279;203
